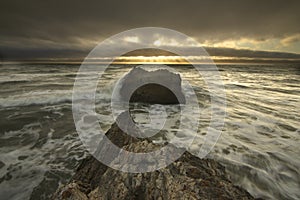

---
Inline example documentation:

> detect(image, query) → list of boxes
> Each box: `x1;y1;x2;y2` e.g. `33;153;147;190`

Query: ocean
0;63;299;199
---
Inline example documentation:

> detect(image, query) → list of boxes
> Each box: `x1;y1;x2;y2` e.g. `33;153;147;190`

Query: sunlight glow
123;36;140;43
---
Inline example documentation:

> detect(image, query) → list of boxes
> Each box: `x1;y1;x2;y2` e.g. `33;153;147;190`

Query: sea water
0;63;299;199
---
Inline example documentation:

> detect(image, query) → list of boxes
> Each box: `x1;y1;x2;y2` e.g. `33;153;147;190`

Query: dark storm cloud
1;0;300;59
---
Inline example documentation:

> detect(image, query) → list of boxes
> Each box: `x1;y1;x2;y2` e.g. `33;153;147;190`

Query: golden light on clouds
123;36;140;43
280;34;300;46
154;40;162;46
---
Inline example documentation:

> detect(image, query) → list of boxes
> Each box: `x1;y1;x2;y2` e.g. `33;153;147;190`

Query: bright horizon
1;1;300;63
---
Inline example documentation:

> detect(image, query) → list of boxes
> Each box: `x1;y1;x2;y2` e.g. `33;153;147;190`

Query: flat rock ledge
52;121;255;200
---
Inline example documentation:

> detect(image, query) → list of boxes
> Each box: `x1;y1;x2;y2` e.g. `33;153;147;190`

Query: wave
0;90;73;108
0;89;114;108
0;80;31;85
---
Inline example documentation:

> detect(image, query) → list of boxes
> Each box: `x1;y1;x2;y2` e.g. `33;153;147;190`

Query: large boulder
119;67;186;104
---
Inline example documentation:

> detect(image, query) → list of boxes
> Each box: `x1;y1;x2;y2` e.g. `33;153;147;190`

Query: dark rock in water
52;121;255;200
130;83;181;104
30;170;70;200
119;67;186;104
0;161;4;169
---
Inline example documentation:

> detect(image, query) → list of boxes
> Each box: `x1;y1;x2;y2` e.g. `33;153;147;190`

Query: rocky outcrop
52;68;255;199
119;67;186;104
52;121;255;200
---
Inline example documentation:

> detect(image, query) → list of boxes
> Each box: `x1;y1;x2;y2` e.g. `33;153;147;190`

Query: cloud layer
1;0;300;60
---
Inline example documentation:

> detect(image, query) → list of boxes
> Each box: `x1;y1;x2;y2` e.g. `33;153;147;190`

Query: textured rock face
52;121;255;200
119;67;186;104
130;83;180;104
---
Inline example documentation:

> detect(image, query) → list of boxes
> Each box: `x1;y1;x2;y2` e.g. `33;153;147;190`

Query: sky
1;0;300;62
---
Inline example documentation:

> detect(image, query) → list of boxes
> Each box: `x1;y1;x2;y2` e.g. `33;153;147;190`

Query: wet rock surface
52;121;255;200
